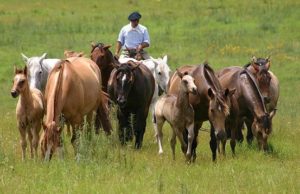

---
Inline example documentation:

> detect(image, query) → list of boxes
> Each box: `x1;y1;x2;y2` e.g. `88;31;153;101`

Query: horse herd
11;42;279;162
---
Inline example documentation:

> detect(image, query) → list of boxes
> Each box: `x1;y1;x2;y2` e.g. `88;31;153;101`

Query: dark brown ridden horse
107;61;155;149
168;63;234;161
218;68;274;152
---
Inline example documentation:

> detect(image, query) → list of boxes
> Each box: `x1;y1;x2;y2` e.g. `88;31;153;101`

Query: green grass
0;0;299;193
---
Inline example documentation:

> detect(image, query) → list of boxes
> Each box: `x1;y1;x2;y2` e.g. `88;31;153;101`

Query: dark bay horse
217;56;279;144
168;63;234;161
107;61;155;149
218;68;274;152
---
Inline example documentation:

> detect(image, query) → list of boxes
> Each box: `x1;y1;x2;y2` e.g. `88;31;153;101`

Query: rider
115;11;150;60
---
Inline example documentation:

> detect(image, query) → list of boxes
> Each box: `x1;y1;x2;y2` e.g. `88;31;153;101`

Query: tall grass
0;0;299;193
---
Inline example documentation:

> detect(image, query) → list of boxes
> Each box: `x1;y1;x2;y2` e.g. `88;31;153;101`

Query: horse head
151;55;171;93
21;53;47;90
11;65;28;98
90;42;113;69
115;61;140;108
177;70;197;95
207;88;235;141
41;121;63;161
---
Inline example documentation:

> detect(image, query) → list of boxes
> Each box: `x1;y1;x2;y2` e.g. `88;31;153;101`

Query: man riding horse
114;11;150;60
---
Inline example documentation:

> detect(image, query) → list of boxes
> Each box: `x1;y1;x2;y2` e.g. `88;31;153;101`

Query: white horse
21;53;61;92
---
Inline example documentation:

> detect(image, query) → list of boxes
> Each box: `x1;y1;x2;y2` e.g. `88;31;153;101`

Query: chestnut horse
107;61;155;149
168;63;234;161
41;57;112;160
11;66;44;160
154;71;197;161
90;42;118;93
218;68;274;152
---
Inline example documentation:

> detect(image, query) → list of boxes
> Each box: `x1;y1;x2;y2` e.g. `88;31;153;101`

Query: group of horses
11;42;279;162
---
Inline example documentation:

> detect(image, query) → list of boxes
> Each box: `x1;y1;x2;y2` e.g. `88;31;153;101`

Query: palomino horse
168;63;234;161
21;53;61;92
108;61;155;149
218;68;274;152
154;70;197;161
11;66;44;160
41;57;112;160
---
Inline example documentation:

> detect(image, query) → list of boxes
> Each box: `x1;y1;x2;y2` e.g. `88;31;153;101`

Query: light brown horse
168;63;234;161
41;57;112;160
218;68;274;152
154;71;197;161
11;66;44;160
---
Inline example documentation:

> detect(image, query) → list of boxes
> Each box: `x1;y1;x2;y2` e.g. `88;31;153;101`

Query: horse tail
96;91;112;135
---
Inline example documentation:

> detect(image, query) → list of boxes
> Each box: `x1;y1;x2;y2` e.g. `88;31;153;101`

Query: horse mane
241;69;267;113
203;64;230;116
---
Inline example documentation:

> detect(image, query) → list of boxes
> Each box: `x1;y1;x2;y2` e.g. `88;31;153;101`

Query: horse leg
175;128;187;155
230;124;237;156
236;119;244;143
133;112;147;149
154;117;165;154
209;126;217;161
27;129;33;159
18;123;27;161
117;108;131;145
245;118;254;145
170;129;176;160
31;121;41;159
186;122;195;162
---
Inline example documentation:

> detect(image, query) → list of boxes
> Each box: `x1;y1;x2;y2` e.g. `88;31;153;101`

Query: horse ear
225;88;236;98
265;57;271;70
176;69;183;79
21;53;29;63
91;42;96;48
251;56;257;63
40;53;47;59
163;55;168;63
14;65;18;74
208;88;215;99
23;65;27;76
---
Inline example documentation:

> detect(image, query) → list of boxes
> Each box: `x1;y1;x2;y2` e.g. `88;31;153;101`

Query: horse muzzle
117;97;127;108
11;90;19;98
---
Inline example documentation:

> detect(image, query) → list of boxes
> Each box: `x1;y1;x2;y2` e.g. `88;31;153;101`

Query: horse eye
210;109;214;113
39;71;42;74
19;80;25;85
158;72;161;75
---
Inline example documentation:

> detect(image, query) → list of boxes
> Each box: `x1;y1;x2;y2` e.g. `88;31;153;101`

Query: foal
154;71;197;161
11;66;44;160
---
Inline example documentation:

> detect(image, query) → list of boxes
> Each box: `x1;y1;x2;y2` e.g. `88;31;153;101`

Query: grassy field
0;0;299;193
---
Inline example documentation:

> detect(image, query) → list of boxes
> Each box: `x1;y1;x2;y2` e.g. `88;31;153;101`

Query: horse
217;56;279;144
90;42;118;93
107;61;155;149
154;70;197;161
11;65;44;160
40;57;112;160
168;63;234;161
21;53;61;92
217;68;274;152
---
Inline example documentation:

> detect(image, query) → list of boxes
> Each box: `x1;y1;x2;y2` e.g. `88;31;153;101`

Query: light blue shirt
117;23;150;49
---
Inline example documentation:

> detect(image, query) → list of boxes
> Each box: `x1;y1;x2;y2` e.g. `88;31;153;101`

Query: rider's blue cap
128;11;141;21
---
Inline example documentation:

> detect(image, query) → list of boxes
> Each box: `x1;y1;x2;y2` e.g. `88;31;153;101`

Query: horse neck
240;74;267;118
19;83;34;108
175;83;190;109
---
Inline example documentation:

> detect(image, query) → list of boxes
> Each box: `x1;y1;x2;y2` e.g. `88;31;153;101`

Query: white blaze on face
122;74;127;88
218;105;222;112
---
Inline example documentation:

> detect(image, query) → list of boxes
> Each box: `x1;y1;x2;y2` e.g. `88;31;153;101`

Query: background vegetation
0;0;299;193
